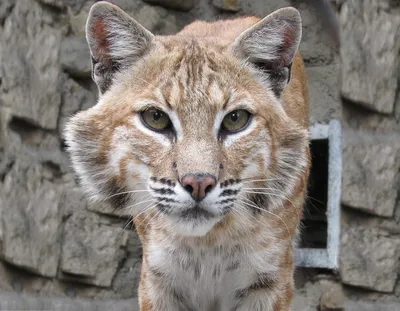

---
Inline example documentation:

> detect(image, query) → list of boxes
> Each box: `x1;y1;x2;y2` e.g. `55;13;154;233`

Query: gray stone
319;281;345;311
112;231;142;298
133;5;179;35
0;0;62;130
143;0;194;11
238;0;290;15
0;262;13;291
0;292;139;311
38;0;65;8
2;112;71;175
344;301;400;311
112;256;142;298
212;0;239;12
60;187;88;218
0;0;14;25
296;1;336;66
59;77;96;137
68;1;95;37
61;36;92;78
340;0;400;113
1;158;63;277
63;0;89;14
340;227;400;292
342;131;400;217
292;278;342;311
60;211;129;287
0;107;12;151
307;64;341;125
342;101;400;132
293;295;400;311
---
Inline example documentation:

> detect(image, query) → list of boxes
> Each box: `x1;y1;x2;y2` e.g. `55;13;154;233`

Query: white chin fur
167;215;222;237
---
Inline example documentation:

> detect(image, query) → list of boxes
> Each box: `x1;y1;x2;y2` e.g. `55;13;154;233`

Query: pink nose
181;174;217;202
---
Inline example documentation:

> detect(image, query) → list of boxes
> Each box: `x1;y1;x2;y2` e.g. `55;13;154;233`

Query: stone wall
339;0;400;303
0;0;398;310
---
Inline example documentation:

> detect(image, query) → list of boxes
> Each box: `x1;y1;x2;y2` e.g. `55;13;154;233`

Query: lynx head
65;1;309;236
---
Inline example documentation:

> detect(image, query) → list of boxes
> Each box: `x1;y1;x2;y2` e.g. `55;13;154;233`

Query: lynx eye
221;109;251;133
141;108;171;131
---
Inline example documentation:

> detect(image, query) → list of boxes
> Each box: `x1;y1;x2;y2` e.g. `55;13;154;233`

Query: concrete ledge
0;292;138;311
293;296;400;311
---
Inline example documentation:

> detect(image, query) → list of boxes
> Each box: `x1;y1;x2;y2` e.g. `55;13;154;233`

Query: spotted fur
65;2;311;311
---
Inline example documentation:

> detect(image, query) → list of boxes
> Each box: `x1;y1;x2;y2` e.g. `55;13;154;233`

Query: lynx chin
65;1;311;310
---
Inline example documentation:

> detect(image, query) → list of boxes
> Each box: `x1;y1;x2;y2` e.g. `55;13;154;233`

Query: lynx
65;2;311;310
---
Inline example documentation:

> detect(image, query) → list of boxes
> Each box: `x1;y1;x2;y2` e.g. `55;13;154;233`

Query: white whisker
237;198;290;238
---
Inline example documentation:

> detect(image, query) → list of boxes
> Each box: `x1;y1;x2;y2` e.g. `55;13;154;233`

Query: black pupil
230;112;239;122
153;111;161;121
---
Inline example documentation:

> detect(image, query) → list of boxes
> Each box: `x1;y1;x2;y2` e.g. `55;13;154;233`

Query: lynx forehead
65;1;310;310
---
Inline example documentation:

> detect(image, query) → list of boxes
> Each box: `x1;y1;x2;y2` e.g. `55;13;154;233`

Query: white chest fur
146;236;282;311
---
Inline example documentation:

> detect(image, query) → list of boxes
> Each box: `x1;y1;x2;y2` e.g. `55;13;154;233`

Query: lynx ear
86;1;154;94
232;7;302;97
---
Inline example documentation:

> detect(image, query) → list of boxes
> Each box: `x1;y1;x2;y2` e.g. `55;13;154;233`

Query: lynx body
65;2;311;310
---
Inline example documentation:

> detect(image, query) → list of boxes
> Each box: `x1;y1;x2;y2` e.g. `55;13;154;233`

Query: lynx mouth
179;205;214;220
164;205;225;237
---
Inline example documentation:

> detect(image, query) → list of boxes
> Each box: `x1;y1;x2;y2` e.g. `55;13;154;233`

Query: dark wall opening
299;138;329;249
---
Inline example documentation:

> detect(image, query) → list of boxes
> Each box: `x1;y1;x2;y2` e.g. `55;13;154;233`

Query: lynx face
65;2;309;237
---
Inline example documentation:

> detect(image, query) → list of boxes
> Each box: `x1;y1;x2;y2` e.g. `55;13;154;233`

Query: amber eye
141;108;171;131
221;109;251;133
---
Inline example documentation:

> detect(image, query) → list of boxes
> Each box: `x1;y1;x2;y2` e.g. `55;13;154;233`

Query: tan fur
65;3;311;311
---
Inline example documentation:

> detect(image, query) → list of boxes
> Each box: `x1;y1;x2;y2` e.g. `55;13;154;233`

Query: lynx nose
181;174;217;202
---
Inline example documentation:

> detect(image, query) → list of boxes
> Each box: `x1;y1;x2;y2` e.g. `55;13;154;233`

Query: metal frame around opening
295;120;342;270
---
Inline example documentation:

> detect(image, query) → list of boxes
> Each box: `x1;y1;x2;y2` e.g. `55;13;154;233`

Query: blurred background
0;0;399;310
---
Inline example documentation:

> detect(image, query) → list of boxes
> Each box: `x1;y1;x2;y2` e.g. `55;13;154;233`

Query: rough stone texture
293;277;345;311
340;227;400;292
60;211;129;287
296;1;336;66
59;77;96;137
132;4;180;35
294;295;400;311
342;131;400;217
0;292;139;311
38;0;65;8
0;0;62;129
319;281;345;311
112;231;142;298
61;36;92;78
237;0;291;14
307;64;341;125
344;301;400;311
212;0;239;12
0;263;13;291
144;0;194;11
68;1;95;37
343;99;400;132
0;0;14;25
60;187;88;218
1;157;63;277
340;0;400;113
